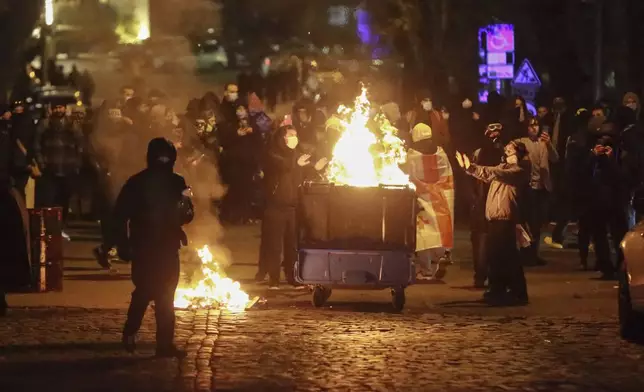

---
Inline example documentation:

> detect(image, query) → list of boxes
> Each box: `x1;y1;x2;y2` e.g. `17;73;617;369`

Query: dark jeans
259;205;297;286
124;252;180;349
123;286;176;349
36;173;74;223
487;220;528;298
471;231;488;285
523;188;549;263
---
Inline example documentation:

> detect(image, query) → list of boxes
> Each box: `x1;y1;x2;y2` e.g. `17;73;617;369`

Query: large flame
327;88;410;187
174;245;251;313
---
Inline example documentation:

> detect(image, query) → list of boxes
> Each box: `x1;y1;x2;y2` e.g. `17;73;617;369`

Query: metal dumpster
295;182;416;310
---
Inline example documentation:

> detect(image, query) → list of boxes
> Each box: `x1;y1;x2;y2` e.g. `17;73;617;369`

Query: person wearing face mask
562;109;598;270
34;103;83;232
219;104;262;224
403;91;451;153
456;141;530;305
469;122;507;288
115;138;194;358
220;83;242;126
515;117;559;266
256;125;328;288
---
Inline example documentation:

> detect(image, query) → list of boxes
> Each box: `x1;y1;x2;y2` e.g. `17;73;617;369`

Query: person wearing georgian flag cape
405;123;455;280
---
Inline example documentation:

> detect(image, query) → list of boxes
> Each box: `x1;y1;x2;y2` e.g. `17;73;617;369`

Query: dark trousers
551;184;569;244
471;231;488;285
36;173;74;223
123;252;180;349
589;207;629;275
223;162;256;223
259;206;297;286
94;175;114;250
577;210;593;268
523;188;549;263
13;174;29;200
487;220;528;298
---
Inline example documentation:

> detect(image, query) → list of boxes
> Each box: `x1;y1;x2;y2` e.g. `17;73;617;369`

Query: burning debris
174;245;258;312
327;87;410;187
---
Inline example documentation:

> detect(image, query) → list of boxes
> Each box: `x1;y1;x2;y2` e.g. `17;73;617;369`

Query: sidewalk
7;222;617;316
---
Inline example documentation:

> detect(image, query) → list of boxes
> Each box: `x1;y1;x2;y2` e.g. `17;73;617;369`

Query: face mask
227;93;238;102
505;154;518;165
286;135;299;149
462;99;472;109
627;103;638;111
422;101;433;111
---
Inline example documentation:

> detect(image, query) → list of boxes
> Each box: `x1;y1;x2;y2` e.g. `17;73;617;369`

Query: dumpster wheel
391;287;406;312
312;286;332;307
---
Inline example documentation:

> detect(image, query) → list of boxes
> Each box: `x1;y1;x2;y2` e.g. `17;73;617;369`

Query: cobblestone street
1;224;644;391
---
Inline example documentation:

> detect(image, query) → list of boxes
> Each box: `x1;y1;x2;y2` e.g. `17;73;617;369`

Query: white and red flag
407;147;455;251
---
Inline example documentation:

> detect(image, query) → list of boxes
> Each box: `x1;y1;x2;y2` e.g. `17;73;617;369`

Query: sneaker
93;246;112;270
268;285;280;291
156;345;187;359
544;236;564;249
122;333;136;353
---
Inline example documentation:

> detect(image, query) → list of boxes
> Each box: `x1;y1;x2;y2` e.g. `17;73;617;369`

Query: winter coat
263;137;319;208
466;159;530;222
470;141;505;231
113;166;193;258
35;116;83;177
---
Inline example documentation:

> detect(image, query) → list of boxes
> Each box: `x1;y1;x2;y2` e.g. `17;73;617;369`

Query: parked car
619;219;644;342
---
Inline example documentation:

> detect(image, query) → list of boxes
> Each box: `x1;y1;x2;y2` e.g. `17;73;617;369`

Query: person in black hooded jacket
114;137;194;358
255;125;327;288
469;122;507;288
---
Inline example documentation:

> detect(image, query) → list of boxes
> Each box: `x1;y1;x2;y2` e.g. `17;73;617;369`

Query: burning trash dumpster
296;182;416;310
295;88;416;311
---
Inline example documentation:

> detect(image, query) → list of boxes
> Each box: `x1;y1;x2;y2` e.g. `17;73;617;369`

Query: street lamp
43;0;56;86
45;0;54;26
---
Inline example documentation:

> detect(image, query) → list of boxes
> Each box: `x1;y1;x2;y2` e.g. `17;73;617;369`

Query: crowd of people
2;60;644;329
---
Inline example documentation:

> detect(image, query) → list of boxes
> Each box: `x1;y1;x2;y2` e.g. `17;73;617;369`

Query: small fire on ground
174;245;256;312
